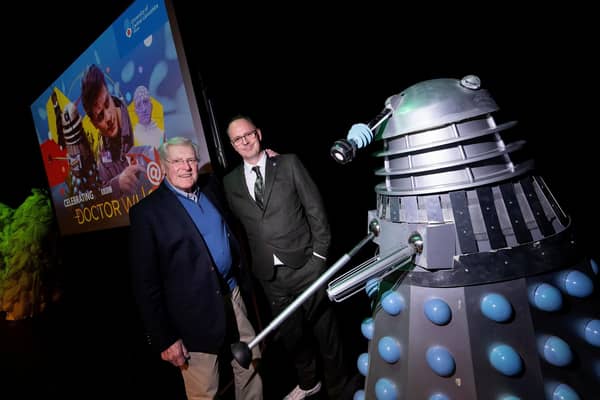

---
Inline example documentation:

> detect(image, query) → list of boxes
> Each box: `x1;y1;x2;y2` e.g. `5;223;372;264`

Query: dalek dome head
378;75;499;140
61;102;83;136
373;75;533;196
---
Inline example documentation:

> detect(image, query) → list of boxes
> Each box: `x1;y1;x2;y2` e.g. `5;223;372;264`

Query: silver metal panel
407;286;478;399
464;279;545;398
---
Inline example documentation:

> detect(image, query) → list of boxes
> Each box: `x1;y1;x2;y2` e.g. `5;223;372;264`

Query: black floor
1;290;368;399
1;228;371;399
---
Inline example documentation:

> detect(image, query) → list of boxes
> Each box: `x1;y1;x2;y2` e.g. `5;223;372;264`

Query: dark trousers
260;259;348;398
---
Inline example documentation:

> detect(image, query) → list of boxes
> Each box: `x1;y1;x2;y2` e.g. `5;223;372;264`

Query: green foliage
0;189;58;320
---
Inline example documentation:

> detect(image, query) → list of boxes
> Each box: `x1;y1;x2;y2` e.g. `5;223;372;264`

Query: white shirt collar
165;178;200;202
243;151;267;176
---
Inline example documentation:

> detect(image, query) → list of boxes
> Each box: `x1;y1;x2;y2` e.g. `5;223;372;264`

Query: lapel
156;183;198;234
263;155;278;209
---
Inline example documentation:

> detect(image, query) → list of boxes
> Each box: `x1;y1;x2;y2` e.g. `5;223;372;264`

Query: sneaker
283;381;322;400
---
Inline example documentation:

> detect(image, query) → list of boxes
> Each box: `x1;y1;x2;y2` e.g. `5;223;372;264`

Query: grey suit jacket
223;154;331;280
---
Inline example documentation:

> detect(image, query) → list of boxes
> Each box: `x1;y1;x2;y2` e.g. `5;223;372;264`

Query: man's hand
265;148;279;158
161;339;190;368
118;164;144;193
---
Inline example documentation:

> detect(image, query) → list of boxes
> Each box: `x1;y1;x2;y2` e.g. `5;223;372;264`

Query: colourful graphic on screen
30;0;210;235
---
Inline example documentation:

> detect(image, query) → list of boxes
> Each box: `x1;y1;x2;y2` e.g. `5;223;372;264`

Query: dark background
1;1;597;398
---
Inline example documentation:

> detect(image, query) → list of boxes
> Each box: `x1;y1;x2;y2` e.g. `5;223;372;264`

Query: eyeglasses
231;130;258;146
165;158;198;167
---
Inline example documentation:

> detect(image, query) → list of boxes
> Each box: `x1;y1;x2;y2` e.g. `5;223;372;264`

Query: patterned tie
252;166;264;209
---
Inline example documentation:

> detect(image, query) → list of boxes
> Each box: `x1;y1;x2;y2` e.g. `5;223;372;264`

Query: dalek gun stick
231;219;382;369
327;234;422;303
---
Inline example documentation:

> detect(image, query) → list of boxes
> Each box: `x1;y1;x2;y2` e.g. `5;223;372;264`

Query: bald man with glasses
224;115;351;399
